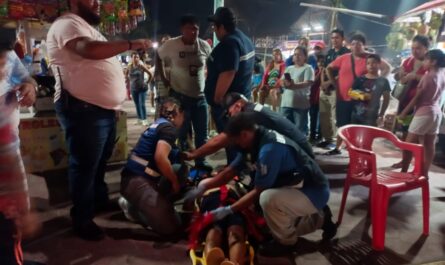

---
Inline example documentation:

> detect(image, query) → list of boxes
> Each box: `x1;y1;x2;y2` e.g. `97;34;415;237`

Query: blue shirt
204;29;255;106
231;142;329;210
1;51;29;97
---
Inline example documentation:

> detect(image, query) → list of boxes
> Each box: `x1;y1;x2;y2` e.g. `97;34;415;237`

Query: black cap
220;92;248;118
208;7;235;25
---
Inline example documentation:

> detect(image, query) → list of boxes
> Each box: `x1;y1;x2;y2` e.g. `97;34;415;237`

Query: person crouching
119;97;188;237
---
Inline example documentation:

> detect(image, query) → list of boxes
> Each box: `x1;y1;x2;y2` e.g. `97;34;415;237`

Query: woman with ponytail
399;49;445;176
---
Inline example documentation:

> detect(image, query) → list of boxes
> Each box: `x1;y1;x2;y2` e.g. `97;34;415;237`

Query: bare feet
206;247;225;265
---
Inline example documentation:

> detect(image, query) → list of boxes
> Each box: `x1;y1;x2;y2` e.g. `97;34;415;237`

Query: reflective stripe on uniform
253;103;263;112
130;154;161;177
240;51;255;62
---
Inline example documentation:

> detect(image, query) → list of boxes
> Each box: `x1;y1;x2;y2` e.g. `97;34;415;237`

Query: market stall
0;0;147;173
387;0;445;53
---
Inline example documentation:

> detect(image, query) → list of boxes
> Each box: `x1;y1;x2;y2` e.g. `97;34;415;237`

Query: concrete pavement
22;99;445;265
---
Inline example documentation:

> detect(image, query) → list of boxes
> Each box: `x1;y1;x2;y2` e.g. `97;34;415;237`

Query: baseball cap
208;7;235;25
221;92;248;118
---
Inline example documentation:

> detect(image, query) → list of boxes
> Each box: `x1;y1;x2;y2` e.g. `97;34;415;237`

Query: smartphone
284;73;292;81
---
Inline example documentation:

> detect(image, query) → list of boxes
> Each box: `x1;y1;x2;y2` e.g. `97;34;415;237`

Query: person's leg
423;134;437;177
401;132;420;172
94;115;117;208
211;106;236;163
300;108;309;137
131;90;142;120
0;213;22;265
204;228;224;258
139;90;147;121
326;99;351;155
252;86;259;103
191;98;209;166
56;107;115;234
227;225;247;265
259;188;322;245
178;101;192;151
309;104;320;141
281;107;295;124
121;176;181;236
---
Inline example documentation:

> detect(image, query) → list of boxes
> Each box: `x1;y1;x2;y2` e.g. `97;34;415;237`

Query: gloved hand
183;181;209;213
209;206;233;222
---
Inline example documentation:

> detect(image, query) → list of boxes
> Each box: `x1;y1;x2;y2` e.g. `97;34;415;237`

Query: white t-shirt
157;36;211;98
281;64;314;109
46;13;126;110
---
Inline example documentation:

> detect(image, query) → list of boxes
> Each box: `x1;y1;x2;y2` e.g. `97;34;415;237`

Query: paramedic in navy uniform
204;7;255;162
118;98;187;237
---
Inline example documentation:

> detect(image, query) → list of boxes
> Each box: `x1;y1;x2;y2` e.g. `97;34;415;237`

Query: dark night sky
143;0;432;45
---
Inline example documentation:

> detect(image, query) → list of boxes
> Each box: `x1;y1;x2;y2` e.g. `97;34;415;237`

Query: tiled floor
23;100;445;265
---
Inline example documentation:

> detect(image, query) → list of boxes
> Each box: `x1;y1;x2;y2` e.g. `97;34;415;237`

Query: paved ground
22;100;445;265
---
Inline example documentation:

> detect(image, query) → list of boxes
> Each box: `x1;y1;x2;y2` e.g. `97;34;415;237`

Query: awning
395;0;445;23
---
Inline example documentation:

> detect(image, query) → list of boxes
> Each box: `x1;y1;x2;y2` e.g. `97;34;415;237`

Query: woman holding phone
280;46;315;135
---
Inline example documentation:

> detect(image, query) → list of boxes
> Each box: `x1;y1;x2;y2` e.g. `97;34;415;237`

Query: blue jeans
131;89;147;120
55;99;116;226
210;105;238;163
170;90;208;165
281;107;309;136
309;104;320;140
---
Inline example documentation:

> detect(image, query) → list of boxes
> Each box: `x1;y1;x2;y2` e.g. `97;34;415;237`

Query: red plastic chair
337;125;429;251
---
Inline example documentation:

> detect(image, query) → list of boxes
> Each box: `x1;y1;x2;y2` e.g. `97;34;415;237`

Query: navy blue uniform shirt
205;29;255;106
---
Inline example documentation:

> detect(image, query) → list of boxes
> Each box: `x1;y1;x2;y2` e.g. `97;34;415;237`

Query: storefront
0;0;147;173
388;0;445;53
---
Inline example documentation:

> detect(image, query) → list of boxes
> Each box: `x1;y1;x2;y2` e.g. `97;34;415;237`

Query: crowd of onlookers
1;0;445;264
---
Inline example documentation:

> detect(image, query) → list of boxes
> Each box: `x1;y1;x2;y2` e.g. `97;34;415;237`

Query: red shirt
330;54;367;101
398;56;428;112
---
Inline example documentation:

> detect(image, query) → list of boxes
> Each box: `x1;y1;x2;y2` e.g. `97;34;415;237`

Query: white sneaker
118;197;136;222
142;119;149;126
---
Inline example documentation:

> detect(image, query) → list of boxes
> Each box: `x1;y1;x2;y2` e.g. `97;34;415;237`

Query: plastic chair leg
421;182;430;235
371;188;389;251
337;178;352;225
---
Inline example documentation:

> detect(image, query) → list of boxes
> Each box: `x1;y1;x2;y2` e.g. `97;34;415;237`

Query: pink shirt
415;68;445;116
330;53;367;101
46;13;126;110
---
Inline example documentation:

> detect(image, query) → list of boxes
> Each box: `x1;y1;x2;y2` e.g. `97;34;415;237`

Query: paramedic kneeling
195;113;337;256
119;98;187;236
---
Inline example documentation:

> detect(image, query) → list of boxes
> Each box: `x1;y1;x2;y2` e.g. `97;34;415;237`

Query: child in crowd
251;64;263;103
281;46;315;136
399;49;445;176
260;49;285;111
349;54;390;126
309;54;325;143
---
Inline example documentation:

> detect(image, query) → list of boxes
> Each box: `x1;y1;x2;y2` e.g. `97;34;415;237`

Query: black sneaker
317;141;331;148
258;240;295;257
73;220;105;241
323;148;341;156
321;205;337;241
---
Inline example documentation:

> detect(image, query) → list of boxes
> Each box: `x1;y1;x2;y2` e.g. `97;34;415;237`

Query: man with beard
46;0;151;240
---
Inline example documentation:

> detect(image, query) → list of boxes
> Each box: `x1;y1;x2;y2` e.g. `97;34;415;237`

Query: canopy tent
395;0;445;23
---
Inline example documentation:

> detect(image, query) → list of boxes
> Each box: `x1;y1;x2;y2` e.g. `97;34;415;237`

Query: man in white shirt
46;0;151;241
157;14;212;168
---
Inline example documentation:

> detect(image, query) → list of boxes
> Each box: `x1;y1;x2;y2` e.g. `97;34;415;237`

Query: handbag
391;82;407;100
391;58;422;101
